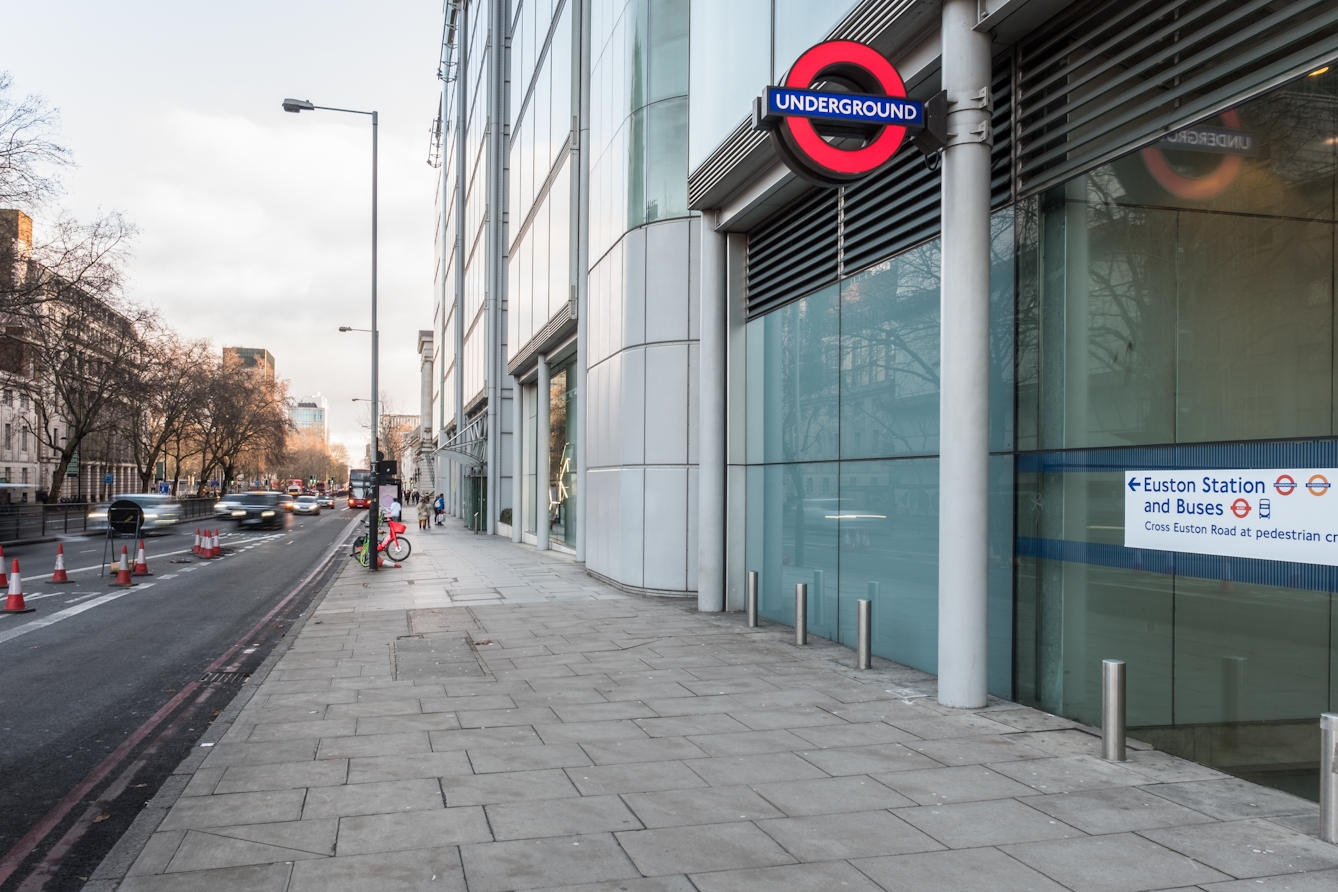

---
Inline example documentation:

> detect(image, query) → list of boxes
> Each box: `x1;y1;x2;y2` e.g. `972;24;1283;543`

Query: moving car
230;492;287;530
293;495;321;516
316;493;336;509
213;495;244;517
88;493;184;534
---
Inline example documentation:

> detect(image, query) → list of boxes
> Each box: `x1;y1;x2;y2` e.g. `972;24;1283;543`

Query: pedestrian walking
418;493;432;530
434;493;445;525
390;497;402;523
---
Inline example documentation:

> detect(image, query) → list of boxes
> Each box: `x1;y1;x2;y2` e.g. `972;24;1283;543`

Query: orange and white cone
209;530;220;558
0;545;10;589
4;559;33;613
51;543;71;583
113;546;134;586
133;538;151;576
192;528;201;555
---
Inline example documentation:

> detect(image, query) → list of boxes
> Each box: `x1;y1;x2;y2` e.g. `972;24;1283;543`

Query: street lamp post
283;97;379;571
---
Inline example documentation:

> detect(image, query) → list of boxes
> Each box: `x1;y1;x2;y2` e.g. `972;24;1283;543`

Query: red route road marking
0;522;353;887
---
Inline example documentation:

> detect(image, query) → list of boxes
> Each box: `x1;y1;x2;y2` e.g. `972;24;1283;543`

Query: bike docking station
101;500;143;586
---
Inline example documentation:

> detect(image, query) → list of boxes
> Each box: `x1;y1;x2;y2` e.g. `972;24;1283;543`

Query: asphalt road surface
0;507;358;892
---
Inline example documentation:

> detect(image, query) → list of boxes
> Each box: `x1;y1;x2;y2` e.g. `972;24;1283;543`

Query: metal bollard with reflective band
856;599;872;669
1322;712;1337;844
746;571;758;628
794;583;808;645
1102;659;1127;762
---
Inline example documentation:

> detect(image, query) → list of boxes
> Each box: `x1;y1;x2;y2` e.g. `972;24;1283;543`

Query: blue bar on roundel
764;86;924;128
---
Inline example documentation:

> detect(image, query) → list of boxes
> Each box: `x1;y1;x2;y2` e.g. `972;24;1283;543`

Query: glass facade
688;0;859;170
547;357;578;547
590;0;690;262
1013;71;1338;797
743;212;1016;694
741;66;1338;799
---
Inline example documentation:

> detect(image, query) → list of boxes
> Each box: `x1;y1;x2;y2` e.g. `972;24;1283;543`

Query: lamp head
282;98;315;113
338;326;352;332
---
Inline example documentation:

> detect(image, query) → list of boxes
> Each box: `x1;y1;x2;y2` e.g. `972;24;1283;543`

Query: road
0;507;358;892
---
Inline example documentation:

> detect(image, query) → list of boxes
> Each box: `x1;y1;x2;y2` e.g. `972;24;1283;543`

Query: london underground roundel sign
754;40;929;186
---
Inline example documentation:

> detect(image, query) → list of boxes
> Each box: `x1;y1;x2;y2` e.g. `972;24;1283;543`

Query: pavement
96;519;1336;892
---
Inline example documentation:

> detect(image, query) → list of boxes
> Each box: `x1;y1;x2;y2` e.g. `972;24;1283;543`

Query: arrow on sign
1128;478;1141;491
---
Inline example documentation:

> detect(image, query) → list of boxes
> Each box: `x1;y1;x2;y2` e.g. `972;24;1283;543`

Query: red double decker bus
348;469;372;509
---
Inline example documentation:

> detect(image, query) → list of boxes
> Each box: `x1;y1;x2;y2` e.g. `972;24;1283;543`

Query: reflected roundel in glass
1140;109;1247;200
775;40;911;185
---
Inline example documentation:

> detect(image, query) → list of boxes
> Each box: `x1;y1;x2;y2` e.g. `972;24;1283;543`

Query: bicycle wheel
352;534;370;567
386;536;411;561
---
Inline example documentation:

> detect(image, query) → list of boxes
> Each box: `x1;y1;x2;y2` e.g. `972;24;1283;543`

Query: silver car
88;493;184;533
293;495;321;516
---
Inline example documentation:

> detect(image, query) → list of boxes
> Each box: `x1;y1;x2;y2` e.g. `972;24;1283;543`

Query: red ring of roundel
782;40;909;176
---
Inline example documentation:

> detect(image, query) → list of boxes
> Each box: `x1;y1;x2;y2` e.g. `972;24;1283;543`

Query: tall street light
283;97;380;570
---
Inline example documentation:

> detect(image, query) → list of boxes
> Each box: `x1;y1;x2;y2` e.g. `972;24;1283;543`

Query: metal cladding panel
745;189;840;319
1016;0;1338;197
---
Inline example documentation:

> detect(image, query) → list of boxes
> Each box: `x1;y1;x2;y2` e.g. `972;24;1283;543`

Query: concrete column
937;0;993;709
511;367;523;543
452;0;467;520
574;0;592;564
484;0;506;535
537;353;551;552
698;210;727;612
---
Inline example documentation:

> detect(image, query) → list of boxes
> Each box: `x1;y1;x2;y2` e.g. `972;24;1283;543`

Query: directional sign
1125;468;1338;565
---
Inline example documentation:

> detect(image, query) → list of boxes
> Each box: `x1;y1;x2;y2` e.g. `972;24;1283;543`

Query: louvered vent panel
745;189;839;319
1016;0;1338;196
841;64;1015;275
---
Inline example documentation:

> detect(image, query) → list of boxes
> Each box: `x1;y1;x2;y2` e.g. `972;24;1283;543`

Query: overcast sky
0;0;443;454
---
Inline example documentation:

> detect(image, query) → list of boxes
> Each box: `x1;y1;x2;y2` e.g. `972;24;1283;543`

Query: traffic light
374;459;398;484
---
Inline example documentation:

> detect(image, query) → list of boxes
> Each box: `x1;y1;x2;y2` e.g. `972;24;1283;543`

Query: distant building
290;395;328;440
223;346;275;380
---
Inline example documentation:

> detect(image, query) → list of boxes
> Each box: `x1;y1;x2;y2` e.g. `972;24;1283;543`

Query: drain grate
200;671;249;685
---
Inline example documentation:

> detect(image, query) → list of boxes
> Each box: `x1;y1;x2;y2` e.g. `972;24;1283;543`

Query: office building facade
428;0;1338;796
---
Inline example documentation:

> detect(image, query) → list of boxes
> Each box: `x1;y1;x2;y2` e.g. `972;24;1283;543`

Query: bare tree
0;72;73;209
192;361;291;495
121;329;210;492
14;288;158;502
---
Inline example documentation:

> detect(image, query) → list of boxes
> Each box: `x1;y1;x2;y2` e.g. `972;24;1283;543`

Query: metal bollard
746;571;759;628
856;599;872;669
1322;713;1338;844
794;583;808;645
1102;659;1127;761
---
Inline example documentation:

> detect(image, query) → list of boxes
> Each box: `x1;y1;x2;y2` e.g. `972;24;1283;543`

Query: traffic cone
51;543;72;583
0;546;10;590
3;559;33;613
133;539;151;576
113;546;134;586
211;529;221;558
192;529;202;555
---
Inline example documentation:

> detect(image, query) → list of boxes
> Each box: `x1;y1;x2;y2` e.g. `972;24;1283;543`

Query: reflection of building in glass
223;346;276;380
417;0;1338;803
289;395;328;440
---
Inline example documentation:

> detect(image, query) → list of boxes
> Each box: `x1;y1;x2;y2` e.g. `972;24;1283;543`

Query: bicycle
351;515;412;566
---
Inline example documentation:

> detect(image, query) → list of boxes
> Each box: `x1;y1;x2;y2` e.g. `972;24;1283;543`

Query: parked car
293;495;321;516
231;492;287;530
88;493;184;534
316;493;336;509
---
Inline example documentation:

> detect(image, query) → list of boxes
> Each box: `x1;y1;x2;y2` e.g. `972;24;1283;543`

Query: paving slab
110;520;1336;892
459;833;640;892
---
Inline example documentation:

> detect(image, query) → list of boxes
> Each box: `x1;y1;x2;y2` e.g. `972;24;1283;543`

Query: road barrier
746;571;758;627
1102;659;1127;761
133;539;151;575
112;546;133;586
51;544;71;583
0;497;216;545
3;559;32;613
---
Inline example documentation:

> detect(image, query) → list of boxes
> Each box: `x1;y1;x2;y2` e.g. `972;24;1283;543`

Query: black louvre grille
1016;0;1338;196
745;188;839;319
